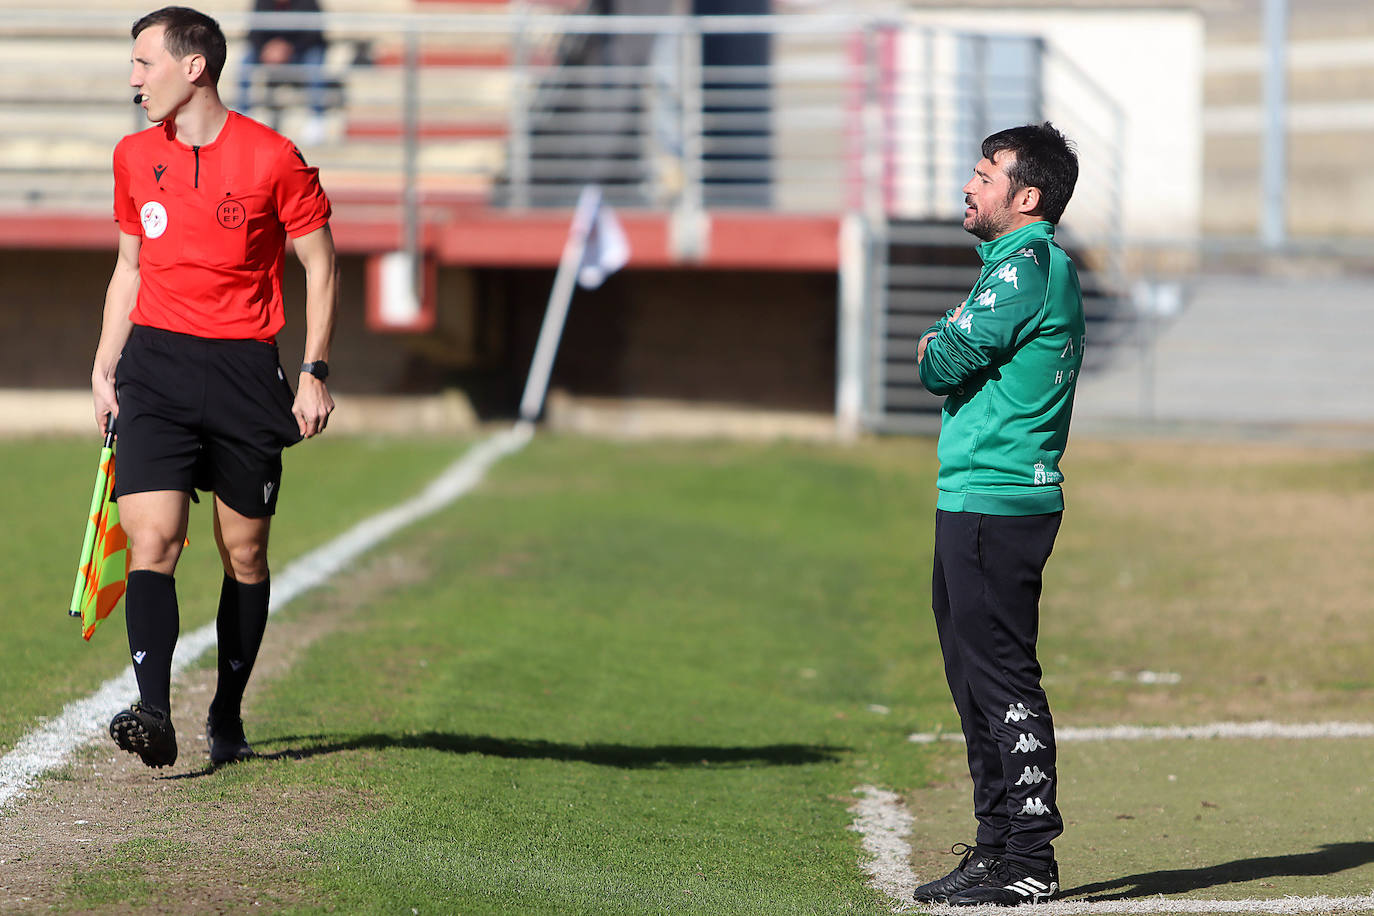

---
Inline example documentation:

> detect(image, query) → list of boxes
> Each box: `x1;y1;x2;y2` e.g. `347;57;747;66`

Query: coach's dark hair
981;122;1078;224
132;7;227;84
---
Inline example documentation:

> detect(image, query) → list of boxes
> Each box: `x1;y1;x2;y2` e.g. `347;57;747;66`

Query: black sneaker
110;703;178;769
946;858;1059;907
206;715;256;765
913;843;1002;904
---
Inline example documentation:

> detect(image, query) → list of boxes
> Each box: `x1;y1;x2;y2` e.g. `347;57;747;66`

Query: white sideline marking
908;721;1374;744
849;785;918;905
875;723;1374;911
852;785;1374;915
0;424;533;810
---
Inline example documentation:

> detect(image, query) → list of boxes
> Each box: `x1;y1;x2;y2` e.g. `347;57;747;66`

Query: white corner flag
577;188;629;290
518;186;631;423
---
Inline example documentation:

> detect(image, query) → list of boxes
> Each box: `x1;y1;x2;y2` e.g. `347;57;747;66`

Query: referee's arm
291;224;337;438
91;231;141;435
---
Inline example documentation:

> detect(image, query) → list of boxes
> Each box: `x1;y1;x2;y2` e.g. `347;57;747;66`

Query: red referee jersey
113;111;332;341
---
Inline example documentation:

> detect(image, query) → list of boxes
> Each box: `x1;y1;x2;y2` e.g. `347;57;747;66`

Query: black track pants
931;509;1064;868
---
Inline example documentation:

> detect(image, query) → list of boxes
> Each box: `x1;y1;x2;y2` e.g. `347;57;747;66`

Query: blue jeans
238;43;327;117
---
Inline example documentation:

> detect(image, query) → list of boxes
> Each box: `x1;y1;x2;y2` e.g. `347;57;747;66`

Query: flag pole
518;186;602;423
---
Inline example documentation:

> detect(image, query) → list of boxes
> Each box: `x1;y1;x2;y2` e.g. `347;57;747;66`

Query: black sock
124;570;179;716
209;574;270;724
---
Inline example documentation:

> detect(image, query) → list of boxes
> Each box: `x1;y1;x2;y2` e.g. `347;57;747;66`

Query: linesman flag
69;425;128;641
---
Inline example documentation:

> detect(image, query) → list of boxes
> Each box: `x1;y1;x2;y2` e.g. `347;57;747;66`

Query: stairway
868;220;1131;433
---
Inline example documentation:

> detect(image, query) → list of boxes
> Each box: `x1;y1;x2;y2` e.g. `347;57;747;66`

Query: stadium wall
0;248;837;419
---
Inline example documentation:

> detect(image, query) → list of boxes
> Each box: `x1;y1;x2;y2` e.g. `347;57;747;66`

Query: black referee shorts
113;325;303;518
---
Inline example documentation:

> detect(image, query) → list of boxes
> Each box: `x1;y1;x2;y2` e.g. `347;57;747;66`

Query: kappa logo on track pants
931;509;1064;863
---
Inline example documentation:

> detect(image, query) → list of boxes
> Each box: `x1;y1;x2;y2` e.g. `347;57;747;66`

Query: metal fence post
1261;0;1288;251
401;26;421;301
837;212;865;440
673;17;706;261
923;27;938;218
508;6;532;211
860;23;889;428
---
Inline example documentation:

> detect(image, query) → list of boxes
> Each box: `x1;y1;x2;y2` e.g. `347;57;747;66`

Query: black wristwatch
301;360;330;381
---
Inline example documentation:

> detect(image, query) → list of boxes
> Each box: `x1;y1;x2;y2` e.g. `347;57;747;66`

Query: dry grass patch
1047;439;1374;724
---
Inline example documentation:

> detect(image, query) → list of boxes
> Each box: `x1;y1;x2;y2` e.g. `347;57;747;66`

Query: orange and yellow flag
69;430;128;641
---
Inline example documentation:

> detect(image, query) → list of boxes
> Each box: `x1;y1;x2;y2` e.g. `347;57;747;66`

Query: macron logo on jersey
153;163;167;182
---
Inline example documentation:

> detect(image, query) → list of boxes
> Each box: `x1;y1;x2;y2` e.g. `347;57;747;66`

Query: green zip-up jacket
918;220;1085;516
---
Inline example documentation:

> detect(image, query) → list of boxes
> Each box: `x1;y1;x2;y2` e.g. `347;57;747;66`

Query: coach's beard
964;201;1012;242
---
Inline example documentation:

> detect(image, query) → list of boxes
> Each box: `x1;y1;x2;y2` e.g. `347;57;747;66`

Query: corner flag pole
518;185;628;423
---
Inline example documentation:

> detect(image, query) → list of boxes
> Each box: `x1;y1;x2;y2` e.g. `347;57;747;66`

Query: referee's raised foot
109;702;178;769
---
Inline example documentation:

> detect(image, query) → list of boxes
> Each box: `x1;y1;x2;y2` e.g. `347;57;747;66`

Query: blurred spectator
238;0;329;144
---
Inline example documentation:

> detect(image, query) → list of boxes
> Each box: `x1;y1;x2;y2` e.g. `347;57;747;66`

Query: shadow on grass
1063;842;1374;900
164;732;846;780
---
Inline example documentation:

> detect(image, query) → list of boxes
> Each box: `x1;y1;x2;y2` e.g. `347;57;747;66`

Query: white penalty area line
0;423;533;811
850;788;1374;916
908;721;1374;745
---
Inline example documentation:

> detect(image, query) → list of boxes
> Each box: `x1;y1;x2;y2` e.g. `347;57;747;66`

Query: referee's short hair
981;123;1079;225
132;7;228;85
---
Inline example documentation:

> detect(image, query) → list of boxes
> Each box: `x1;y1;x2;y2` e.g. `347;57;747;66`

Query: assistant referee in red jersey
90;6;337;769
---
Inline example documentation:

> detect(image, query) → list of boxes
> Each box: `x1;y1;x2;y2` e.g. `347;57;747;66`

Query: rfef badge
217;199;246;229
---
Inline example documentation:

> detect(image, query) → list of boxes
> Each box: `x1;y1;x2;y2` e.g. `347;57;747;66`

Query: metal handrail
0;10;1124;250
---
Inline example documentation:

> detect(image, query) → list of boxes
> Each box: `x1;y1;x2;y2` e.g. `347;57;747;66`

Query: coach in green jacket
911;123;1083;908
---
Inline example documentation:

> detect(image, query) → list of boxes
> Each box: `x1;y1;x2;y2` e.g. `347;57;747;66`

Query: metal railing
0;8;1135;435
0;11;1123;242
